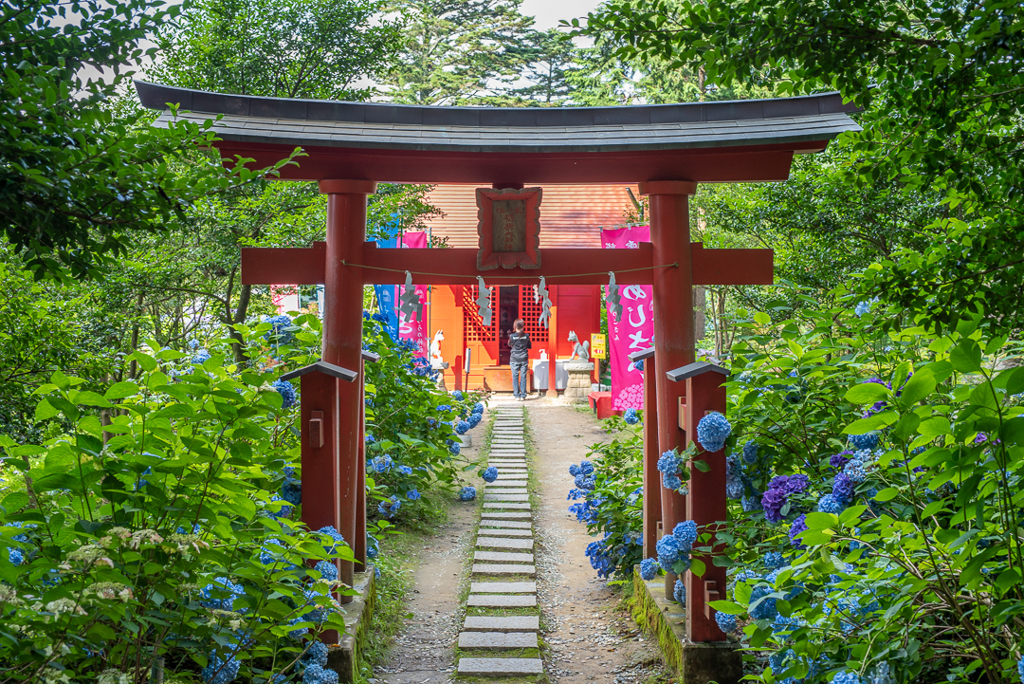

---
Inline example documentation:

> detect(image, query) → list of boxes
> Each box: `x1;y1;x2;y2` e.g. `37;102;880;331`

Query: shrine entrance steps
456;405;544;678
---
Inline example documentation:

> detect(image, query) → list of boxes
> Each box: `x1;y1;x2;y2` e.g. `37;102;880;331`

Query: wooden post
641;180;697;599
684;370;729;642
547;285;559;397
320;179;377;602
630;347;661;560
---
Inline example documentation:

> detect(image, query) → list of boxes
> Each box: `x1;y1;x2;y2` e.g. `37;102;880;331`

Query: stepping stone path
457;405;544;678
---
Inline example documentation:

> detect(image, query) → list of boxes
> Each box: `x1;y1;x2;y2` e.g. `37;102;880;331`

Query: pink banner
601;226;653;410
398;232;430;357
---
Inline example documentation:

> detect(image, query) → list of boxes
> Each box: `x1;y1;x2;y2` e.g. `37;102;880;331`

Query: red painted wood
646;184;694;601
240;242;772;287
215;141;817;184
684;373;729;643
642;355;661;562
355;375;367;572
299;371;341;644
320;181;374;603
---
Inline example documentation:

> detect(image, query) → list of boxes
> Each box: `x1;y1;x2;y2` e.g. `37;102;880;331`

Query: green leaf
73;391;113;408
692;459;710;473
799;530;833;546
1006;367;1024;396
130;352;158;373
898;370;935;406
950;339;982;373
844;382;890;405
1000;417;1024;447
34;398;60;421
892;413;922;441
874;487;900;502
804;512;838;531
839;505;867;525
842;411;898;434
709;600;747;615
105;382;139;400
689;558;706;577
1;492;30;512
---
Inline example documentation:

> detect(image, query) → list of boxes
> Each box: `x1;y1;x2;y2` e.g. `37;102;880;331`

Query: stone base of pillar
562;361;594;403
326;567;376;682
632;567;742;684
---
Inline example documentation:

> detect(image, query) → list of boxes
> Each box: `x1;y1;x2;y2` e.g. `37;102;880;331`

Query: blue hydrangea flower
673;578;686;604
449;442;461;456
407;488;421;500
202;653;240;684
437;404;452;413
377;495;401;517
263;314;295;344
623;408;640;425
696;411;731;452
788;514;808;549
1016;658;1023;684
854;298;878;317
663;473;682;491
371;455;393;473
569;464;580;476
657;450;680;474
452;391;464;401
8;548;24;565
742;440;759;464
367;535;379;560
483;466;498;483
749;584;778;619
459;486;477;501
303;640;329;667
742;495;762;514
467;413;481;428
818;493;844;515
191;349;212;365
397;465;413;475
656;535;680;568
633;359;644;371
715;610;738;633
849;432;880;450
365;433;376;444
456;420;471;435
764;551;785;569
473;402;484;414
315;560;339;582
579;461;594;475
833;472;856;505
316;526;346;555
673;521;698;552
199;577;244;611
832;671;864;684
639;558;659;580
270;378;296;409
726;454;744;500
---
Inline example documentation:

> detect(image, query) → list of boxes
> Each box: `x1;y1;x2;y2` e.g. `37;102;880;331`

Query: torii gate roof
135;81;859;185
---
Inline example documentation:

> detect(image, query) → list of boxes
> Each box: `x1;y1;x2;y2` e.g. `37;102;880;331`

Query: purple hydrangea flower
788;514;808;549
833;472;856;504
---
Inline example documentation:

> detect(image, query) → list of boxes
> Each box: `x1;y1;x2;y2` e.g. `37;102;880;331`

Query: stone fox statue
567;330;590;361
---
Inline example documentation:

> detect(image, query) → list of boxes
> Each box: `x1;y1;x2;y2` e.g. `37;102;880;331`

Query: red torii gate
136;81;858;675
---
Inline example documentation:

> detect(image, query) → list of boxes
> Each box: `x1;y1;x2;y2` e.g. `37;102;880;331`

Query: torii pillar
641;181;696;599
321;179;376;598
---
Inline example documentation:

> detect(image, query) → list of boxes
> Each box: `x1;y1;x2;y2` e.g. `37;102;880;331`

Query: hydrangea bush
566;423;644;579
708;299;1024;684
0;346;351;683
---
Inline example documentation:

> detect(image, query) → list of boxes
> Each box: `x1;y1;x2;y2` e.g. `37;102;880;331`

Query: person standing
508;319;531;400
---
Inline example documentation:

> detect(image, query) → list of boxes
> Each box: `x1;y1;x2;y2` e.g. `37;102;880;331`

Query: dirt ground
373;398;671;684
528;400;670;684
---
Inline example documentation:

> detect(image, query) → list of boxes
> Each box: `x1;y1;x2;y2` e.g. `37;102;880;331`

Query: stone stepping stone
483;502;531;510
483;493;529;502
470;581;536;593
477;537;533;550
471;563;536;576
476;528;532;537
467;594;537;607
480;519;532;529
488;459;527;464
463;615;540;632
481;511;532;519
495;472;528;478
485;487;527;494
458;631;538;650
487;481;528;488
474;551;534;563
458;658;543;676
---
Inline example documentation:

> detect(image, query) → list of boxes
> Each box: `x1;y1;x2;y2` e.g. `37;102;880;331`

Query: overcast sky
520;0;602;29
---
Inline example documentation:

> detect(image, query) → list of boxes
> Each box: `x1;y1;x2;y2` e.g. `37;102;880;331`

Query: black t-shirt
508;332;531;363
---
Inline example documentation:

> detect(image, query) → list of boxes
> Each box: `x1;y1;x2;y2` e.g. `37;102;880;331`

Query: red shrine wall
422;184;632;392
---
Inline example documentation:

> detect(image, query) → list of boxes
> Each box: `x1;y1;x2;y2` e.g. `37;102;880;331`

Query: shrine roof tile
136;81;861;155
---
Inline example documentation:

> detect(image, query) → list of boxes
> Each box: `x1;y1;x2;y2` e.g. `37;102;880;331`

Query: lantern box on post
628;346;661;561
664;360;742;684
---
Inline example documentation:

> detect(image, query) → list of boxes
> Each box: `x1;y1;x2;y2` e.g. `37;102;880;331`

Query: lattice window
518;285;548;339
462;285;498;342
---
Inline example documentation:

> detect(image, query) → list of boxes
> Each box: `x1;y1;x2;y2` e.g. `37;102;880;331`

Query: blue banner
373;232;399;340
